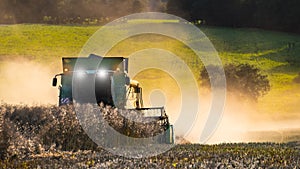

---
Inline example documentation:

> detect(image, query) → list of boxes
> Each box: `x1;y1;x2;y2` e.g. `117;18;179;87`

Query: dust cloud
0;58;58;105
134;68;300;143
185;93;300;144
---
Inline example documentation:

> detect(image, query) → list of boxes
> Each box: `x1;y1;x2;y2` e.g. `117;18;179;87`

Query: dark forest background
0;0;167;24
167;0;300;33
0;0;299;33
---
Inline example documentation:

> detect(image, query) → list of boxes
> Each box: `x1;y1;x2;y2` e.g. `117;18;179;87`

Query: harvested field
0;104;299;168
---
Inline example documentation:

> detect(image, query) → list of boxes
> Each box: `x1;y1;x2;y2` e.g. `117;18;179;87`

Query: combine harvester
52;54;174;144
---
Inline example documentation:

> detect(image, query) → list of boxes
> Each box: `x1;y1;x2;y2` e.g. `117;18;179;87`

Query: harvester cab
52;54;174;144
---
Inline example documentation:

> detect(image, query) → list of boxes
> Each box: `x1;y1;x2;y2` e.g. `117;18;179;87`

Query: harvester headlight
64;68;69;72
97;70;107;78
76;70;85;78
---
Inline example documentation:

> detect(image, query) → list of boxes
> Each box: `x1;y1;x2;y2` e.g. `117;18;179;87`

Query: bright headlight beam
76;70;85;78
97;70;107;78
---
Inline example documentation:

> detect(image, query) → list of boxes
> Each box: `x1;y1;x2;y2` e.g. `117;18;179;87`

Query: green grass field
0;24;299;116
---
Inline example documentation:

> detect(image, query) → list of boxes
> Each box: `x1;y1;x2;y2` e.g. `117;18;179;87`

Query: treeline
0;0;166;24
167;0;300;33
0;0;299;33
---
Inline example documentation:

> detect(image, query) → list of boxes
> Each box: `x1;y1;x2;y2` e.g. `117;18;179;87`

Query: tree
200;64;270;101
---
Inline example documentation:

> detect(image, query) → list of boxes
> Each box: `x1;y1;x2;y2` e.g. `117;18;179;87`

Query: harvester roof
62;54;127;73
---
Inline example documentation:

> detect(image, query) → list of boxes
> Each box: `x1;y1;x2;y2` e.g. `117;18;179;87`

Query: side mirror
52;77;57;87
